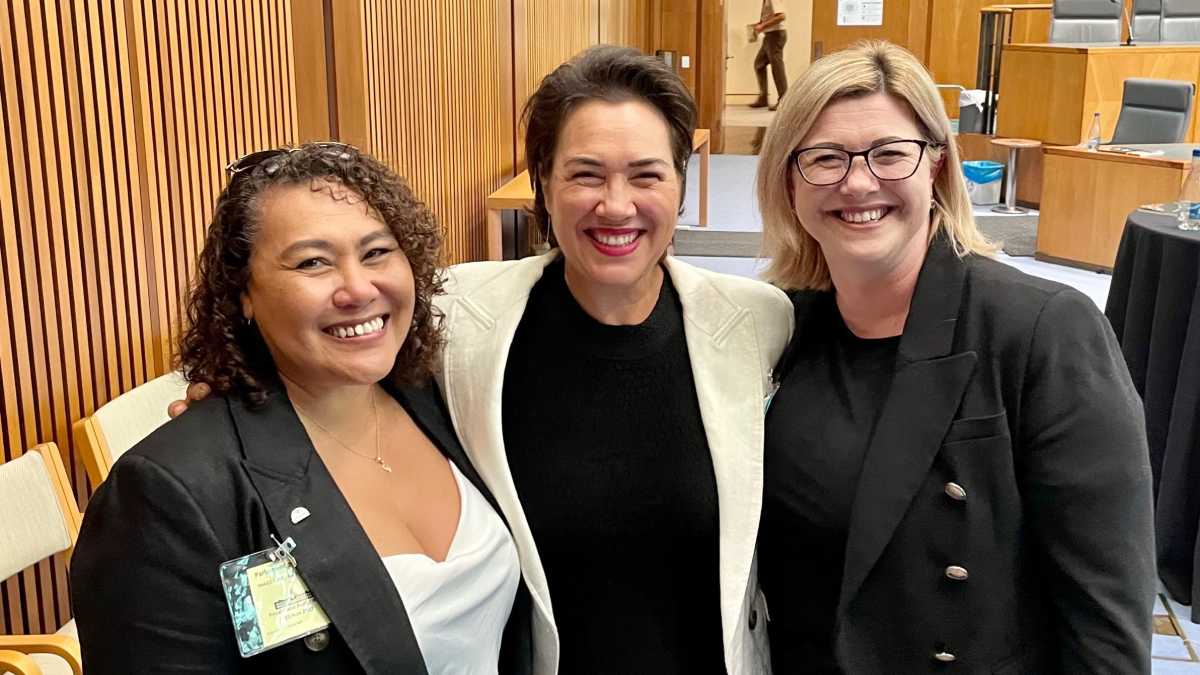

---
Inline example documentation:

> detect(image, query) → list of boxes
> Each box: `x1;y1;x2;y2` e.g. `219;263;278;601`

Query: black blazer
71;380;532;674
778;237;1156;673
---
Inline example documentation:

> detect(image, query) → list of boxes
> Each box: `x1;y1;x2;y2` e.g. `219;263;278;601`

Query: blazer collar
896;233;967;364
230;386;429;675
837;236;978;619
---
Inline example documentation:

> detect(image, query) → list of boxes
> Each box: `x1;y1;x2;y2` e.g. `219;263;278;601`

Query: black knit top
501;258;726;674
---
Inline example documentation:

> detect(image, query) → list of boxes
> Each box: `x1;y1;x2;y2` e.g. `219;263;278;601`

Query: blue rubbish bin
962;160;1004;205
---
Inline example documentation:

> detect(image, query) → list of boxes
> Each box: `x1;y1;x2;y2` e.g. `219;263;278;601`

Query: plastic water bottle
1178;148;1200;231
1086;112;1102;150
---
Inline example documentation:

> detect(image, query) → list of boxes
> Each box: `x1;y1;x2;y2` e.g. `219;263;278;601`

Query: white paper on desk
1100;146;1166;157
838;0;883;25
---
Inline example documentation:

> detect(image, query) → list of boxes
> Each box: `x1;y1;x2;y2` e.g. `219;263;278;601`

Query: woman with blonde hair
755;40;1154;672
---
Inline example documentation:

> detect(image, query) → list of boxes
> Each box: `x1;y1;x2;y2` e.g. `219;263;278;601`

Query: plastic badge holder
962;160;1004;206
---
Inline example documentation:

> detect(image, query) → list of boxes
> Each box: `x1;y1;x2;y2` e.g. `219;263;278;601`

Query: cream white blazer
433;252;793;675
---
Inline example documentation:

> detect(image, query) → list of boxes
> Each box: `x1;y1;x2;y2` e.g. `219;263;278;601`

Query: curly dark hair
178;143;445;408
522;45;697;245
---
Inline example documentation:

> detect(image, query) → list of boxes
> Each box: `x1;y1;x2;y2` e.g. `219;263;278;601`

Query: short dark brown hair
522;45;697;242
179;143;444;407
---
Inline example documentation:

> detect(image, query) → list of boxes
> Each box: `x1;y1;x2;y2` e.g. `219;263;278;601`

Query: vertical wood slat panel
0;0;297;637
355;0;518;264
512;0;601;251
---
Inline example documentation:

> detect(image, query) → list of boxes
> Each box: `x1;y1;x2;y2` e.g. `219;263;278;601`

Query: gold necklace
295;390;392;473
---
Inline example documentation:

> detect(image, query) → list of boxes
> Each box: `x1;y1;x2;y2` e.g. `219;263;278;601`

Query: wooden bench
484;128;711;260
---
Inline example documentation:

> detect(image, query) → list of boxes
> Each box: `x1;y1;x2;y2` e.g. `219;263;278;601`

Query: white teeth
327;316;385;338
840;208;885;224
593;231;638;246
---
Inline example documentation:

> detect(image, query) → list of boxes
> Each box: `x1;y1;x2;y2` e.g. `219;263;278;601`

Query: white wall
725;0;812;100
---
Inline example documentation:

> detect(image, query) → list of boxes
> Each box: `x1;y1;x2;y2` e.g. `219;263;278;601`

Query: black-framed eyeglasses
224;142;357;180
789;139;943;186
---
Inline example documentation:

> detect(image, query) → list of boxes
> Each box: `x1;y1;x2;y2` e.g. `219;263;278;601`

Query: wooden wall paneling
697;0;725;152
334;0;370;150
291;0;331;142
0;0;37;636
907;0;931;62
925;0;1055;115
658;0;698;92
35;0;97;628
110;1;152;393
64;1;108;452
167;0;202;339
354;0;516;263
0;0;156;634
1010;6;1051;42
47;1;99;510
515;0;598;129
152;0;193;358
812;0;928;61
136;0;178;351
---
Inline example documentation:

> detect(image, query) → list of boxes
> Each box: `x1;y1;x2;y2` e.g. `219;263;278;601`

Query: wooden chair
0;443;83;675
72;371;189;487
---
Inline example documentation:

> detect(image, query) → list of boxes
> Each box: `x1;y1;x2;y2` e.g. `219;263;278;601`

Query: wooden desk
484;129;711;261
997;43;1200;146
1036;144;1193;269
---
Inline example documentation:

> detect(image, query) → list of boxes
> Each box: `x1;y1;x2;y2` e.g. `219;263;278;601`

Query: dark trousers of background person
754;30;788;104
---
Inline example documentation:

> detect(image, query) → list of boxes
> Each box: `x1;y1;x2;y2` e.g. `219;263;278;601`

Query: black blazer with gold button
71;380;532;675
779;237;1155;673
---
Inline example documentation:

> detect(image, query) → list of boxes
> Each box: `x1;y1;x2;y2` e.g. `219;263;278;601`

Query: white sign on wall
837;0;883;26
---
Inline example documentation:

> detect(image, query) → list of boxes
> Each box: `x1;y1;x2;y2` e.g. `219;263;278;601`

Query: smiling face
789;91;939;282
241;182;414;392
544;99;681;294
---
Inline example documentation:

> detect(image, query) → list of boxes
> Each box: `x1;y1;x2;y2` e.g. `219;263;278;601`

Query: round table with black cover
1105;210;1200;619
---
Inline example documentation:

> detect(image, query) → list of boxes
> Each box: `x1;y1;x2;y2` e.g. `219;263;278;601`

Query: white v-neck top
381;462;520;675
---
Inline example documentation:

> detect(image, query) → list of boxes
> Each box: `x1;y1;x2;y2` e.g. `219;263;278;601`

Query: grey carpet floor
974;213;1038;257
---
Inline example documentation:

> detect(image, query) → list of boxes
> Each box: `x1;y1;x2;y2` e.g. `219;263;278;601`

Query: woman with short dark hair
435;45;789;674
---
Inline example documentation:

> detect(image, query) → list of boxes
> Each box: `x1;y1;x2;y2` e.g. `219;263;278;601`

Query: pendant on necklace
376;457;393;473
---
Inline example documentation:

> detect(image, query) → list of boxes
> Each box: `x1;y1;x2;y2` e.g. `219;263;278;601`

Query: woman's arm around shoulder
1018;287;1155;673
71;451;241;673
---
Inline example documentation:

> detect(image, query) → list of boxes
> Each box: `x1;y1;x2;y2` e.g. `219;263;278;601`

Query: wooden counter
997;43;1200;146
1036;144;1193;269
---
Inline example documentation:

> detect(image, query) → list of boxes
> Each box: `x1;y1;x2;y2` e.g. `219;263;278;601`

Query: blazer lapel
666;258;768;664
837;238;977;619
438;253;561;674
229;393;428;675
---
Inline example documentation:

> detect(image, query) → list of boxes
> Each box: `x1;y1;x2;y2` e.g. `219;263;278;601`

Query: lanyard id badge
219;536;331;658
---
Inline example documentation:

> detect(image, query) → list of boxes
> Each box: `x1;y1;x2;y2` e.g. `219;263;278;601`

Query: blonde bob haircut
757;40;995;290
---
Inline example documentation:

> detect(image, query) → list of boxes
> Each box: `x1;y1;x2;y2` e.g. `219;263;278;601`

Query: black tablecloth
1106;210;1200;619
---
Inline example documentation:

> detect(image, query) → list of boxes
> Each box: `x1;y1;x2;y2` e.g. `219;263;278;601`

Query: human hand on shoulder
167;382;212;419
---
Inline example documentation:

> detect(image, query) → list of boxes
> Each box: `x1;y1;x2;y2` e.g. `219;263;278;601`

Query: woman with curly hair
71;143;531;674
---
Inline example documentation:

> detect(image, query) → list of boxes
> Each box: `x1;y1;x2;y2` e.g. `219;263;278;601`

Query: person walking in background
751;0;788;110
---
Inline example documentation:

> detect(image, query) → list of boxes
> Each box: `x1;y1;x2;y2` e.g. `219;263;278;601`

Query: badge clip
269;534;298;567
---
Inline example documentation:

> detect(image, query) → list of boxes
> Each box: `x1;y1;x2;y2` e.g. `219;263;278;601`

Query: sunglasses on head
223;142;357;179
